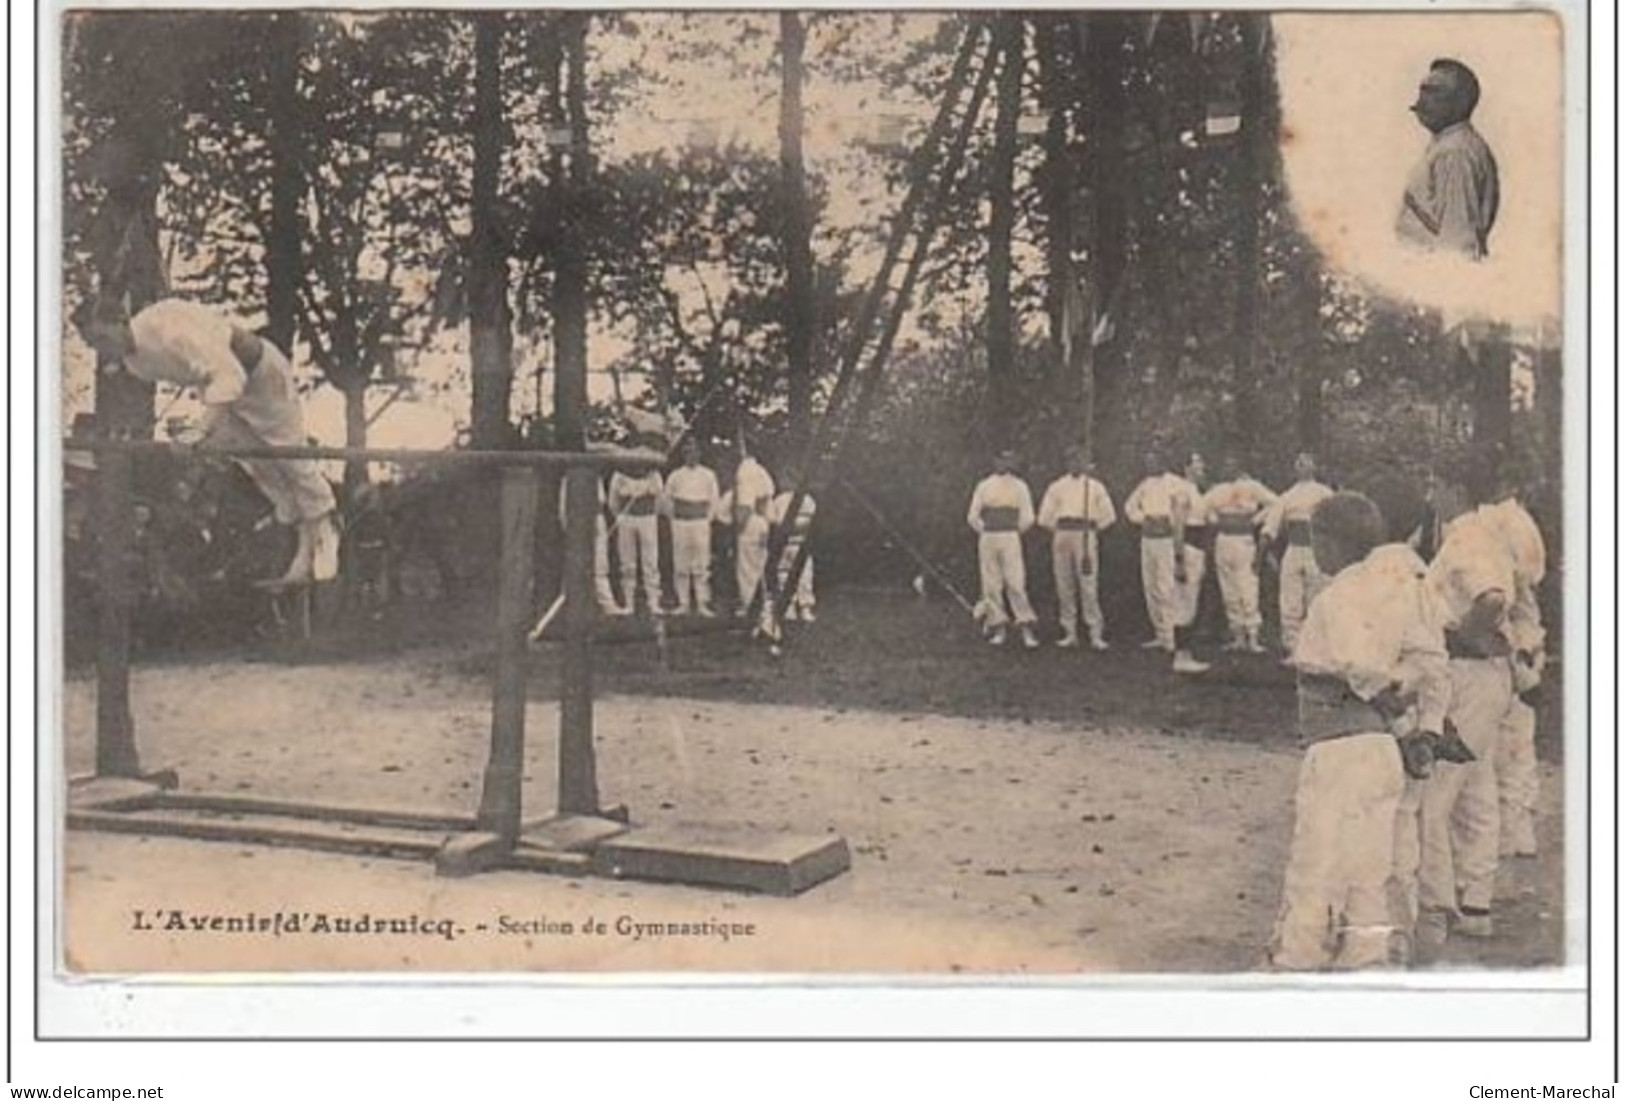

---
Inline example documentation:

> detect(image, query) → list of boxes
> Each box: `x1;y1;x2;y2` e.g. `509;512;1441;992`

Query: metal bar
61;439;664;469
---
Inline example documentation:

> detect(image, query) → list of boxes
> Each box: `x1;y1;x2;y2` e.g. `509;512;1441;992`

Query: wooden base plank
593;827;851;896
69;808;448;861
504;846;594;876
156;791;476;832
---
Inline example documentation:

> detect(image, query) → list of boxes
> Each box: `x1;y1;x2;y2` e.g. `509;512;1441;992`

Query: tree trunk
1297;342;1323;457
985;13;1023;451
343;382;368;496
1231;14;1270;453
1471;328;1513;466
469;11;514;449
265;11;303;354
779;11;816;458
1037;15;1079;450
90;147;167;438
1085;13;1129;471
552;17;590;454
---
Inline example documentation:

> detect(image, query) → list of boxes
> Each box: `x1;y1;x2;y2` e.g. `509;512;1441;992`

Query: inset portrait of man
1395;58;1501;261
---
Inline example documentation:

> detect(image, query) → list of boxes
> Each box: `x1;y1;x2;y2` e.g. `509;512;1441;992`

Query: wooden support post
94;443;141;778
558;464;600;815
475;465;539;841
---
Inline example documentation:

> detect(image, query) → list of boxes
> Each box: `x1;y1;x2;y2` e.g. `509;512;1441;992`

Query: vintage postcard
41;2;1587;1040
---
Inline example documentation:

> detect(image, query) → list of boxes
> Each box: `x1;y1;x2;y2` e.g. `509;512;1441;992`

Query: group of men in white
1269;463;1547;969
78;293;1552;970
570;436;819;624
970;440;1550;967
967;444;1337;673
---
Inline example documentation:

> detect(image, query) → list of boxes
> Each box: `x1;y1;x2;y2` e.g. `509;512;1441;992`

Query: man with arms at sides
967;448;1040;650
1203;453;1279;653
1037;444;1116;651
1262;451;1336;662
608;443;666;617
1411;465;1523;956
663;436;720;617
730;435;777;630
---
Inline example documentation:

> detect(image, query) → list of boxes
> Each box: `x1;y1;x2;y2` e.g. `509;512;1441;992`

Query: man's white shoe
1141;639;1164;650
1090;637;1110;651
989;627;1008;647
1021;628;1041;650
1056;634;1080;650
1455;910;1494;938
1172;653;1211;674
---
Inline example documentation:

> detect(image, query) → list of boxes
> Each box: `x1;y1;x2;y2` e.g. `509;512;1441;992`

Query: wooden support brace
475;466;540;843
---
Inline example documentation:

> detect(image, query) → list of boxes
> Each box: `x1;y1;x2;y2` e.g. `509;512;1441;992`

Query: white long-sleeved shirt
1426;506;1523;651
664;464;719;522
1260;480;1334;543
1295;544;1451;733
967;473;1034;534
1202;477;1279;532
1037;474;1116;532
125;298;335;523
1480;498;1547;652
1395;121;1500;260
732;458;776;524
124;299;249;405
1123;473;1205;529
609;470;664;518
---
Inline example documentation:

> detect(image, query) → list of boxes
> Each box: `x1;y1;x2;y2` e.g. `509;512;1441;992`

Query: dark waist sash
1297;673;1391;746
980;506;1021;533
1141;516;1173;539
1216;514;1257;536
672;499;712;521
1445;630;1512;660
1054;517;1096;532
624;496;658;517
1285;519;1313;546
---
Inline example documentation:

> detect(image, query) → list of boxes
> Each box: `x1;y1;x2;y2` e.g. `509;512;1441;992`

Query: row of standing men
971;438;1553;966
1267;464;1547;969
969;444;1337;674
565;437;818;623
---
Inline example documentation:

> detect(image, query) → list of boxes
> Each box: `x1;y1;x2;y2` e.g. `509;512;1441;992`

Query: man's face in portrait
1411;65;1470;134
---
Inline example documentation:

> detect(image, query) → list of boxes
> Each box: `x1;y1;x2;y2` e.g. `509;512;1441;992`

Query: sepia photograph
37;1;1592;1047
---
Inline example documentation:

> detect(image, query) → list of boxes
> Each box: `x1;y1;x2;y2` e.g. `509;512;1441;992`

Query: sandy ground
58;647;1564;975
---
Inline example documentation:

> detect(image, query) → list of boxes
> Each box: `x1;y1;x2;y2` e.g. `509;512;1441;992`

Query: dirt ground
60;588;1566;975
